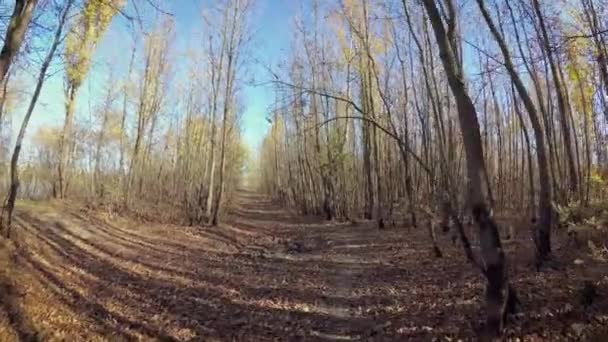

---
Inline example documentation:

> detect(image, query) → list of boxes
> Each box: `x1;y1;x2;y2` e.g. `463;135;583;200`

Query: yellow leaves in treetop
564;28;594;120
33;126;61;149
560;5;598;121
330;12;353;64
341;0;364;27
102;109;124;143
331;0;390;73
370;36;389;56
65;0;124;89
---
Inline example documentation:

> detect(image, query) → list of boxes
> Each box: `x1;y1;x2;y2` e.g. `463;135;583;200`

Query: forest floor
1;191;608;341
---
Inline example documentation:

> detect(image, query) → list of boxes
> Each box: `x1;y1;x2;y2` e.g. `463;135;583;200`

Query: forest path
1;192;606;341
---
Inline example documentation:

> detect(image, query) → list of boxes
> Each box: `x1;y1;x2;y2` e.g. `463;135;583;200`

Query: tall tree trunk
476;0;553;266
120;41;136;193
0;0;38;84
511;86;536;217
507;0;561;203
532;0;578;198
0;72;12;135
1;0;72;235
210;107;228;226
581;0;608;124
210;0;241;225
421;0;513;335
205;31;225;218
57;86;78;199
94;99;113;199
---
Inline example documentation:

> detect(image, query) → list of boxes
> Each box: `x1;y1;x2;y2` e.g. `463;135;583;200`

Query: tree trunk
0;0;38;84
422;0;513;335
1;0;72;235
511;86;536;216
532;0;578;198
210;0;240;225
57;86;77;199
120;41;136;192
0;72;12;135
475;0;553;267
581;0;608;125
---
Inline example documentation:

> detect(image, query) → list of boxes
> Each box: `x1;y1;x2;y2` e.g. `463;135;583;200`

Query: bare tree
209;0;252;226
475;0;553;266
1;0;74;236
0;0;38;84
421;0;513;336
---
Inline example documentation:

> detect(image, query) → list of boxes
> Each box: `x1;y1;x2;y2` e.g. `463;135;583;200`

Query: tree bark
421;0;512;335
475;0;553;267
532;0;578;198
57;85;77;199
1;0;72;236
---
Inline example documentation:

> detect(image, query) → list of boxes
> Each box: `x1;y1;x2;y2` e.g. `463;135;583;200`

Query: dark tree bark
420;0;513;336
0;0;38;84
1;0;73;236
532;0;578;198
475;0;553;267
511;86;536;216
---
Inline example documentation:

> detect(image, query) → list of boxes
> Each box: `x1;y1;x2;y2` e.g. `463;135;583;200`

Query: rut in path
2;192;604;341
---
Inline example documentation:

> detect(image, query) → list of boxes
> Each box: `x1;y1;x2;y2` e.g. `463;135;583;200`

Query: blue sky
13;0;296;157
168;0;296;151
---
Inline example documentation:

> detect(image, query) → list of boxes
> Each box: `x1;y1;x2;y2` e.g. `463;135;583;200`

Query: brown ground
1;191;607;341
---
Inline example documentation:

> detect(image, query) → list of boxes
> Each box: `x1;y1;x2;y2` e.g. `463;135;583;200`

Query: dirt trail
1;192;607;341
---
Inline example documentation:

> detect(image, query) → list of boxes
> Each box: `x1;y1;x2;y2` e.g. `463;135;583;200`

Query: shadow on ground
0;192;606;341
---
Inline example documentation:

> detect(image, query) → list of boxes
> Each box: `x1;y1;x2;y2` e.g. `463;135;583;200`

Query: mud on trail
1;192;607;341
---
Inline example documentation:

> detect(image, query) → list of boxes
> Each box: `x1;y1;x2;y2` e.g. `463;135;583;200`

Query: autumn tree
124;17;174;207
0;0;38;84
204;0;254;226
1;0;75;235
420;0;514;335
474;0;554;266
57;0;123;199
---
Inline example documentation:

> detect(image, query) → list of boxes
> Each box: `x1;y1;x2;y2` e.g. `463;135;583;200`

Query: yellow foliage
562;18;595;122
270;115;285;142
330;12;353;65
65;0;124;89
590;169;606;185
102;110;123;143
33;126;60;146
